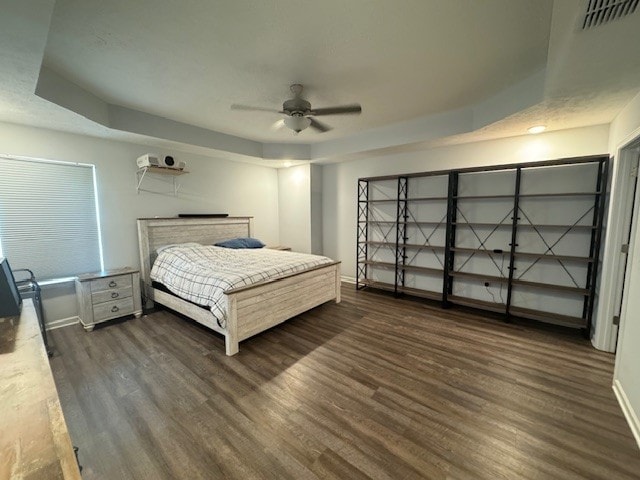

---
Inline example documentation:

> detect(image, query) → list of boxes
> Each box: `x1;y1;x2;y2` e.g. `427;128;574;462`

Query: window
0;155;104;280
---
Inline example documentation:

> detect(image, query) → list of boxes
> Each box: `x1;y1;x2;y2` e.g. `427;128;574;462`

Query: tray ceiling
1;0;640;163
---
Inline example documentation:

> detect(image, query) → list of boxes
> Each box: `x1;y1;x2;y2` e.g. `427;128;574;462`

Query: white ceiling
42;0;553;143
1;0;640;164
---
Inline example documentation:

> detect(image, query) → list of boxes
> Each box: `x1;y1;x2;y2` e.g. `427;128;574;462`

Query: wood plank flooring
49;284;640;480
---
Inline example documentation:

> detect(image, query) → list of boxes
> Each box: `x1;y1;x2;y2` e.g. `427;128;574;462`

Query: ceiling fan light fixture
284;115;311;133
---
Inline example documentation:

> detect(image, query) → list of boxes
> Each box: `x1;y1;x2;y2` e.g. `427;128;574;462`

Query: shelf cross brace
515;206;594;287
455;208;513;276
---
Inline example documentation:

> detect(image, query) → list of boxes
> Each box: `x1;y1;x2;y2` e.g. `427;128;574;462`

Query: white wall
310;164;323;255
277;163;324;254
610;91;640;153
278;164;311;253
0;121;279;325
614;173;640;448
610;91;640;448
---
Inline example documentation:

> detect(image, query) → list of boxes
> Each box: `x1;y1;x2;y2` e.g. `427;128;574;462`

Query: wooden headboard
137;217;252;293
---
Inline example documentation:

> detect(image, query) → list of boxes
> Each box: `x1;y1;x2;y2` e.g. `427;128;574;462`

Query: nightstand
266;245;292;251
75;267;142;331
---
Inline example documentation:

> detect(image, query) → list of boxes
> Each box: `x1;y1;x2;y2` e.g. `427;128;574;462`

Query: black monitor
0;257;22;318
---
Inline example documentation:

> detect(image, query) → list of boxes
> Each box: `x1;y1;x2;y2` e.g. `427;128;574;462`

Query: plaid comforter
150;243;333;326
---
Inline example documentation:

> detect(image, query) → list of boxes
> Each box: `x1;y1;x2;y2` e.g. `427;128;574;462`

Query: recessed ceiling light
528;125;546;134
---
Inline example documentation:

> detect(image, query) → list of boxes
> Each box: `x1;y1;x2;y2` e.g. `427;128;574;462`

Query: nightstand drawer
90;274;132;293
91;286;132;305
93;297;134;322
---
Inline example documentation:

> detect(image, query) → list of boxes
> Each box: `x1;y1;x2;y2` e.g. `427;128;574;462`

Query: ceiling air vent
582;0;639;29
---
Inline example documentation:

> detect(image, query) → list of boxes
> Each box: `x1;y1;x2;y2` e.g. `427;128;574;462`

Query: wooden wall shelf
136;166;189;196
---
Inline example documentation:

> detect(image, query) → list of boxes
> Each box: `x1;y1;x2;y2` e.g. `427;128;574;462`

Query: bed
137;217;341;355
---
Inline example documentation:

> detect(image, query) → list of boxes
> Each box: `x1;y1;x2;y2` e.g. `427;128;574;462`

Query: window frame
0;154;105;280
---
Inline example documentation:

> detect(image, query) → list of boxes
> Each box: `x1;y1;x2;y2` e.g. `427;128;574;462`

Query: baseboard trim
613;379;640;449
341;276;356;284
45;316;79;331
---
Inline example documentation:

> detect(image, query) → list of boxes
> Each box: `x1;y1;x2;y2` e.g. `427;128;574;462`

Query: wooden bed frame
137;217;341;355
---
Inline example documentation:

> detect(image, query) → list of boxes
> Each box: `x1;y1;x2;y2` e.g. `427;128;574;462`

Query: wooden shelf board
361;261;442;275
361;260;395;269
451;247;508;255
400;221;446;226
405;196;448;202
361;199;396;203
518;224;596;230
362;221;445;227
362;241;396;247
399;286;442;300
452;222;595;230
404;244;446;251
512;279;590;296
452;222;512;228
519;191;601;198
447;295;507;314
365;193;599;202
449;271;508;283
403;265;443;275
449;248;593;263
359;281;442;301
138;166;188;176
509;306;586;329
363;241;446;251
454;194;514;200
514;252;594;263
359;280;396;292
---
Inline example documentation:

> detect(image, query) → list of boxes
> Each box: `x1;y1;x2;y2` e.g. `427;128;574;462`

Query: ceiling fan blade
310;104;362;116
270;119;285;131
231;104;280;113
309;117;332;133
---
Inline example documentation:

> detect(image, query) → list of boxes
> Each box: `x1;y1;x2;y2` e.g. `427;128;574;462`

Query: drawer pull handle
108;281;117;287
111;292;119;298
111;306;119;313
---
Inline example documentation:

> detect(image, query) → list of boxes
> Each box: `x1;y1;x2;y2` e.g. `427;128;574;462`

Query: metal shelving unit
357;172;448;300
356;155;609;336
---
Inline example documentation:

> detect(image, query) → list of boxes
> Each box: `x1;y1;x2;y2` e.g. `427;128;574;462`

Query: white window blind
0;156;103;280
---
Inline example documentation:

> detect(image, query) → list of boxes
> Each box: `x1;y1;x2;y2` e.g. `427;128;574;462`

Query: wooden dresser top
0;300;82;479
76;266;138;281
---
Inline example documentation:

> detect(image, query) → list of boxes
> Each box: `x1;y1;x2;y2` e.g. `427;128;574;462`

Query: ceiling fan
231;84;362;134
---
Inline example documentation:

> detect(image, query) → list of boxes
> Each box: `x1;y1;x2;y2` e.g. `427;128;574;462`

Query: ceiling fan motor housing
283;98;311;116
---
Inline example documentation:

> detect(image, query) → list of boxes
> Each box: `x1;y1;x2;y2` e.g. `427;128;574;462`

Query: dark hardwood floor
49;284;640;480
